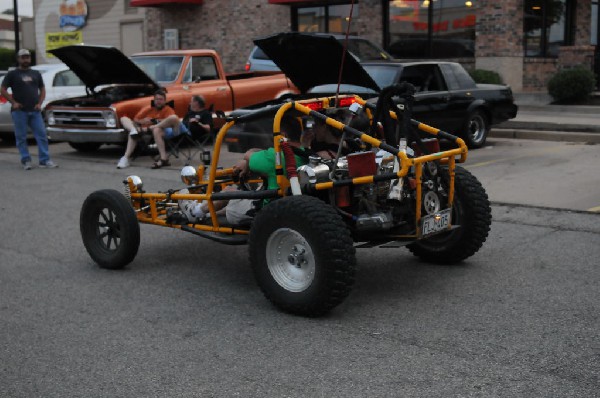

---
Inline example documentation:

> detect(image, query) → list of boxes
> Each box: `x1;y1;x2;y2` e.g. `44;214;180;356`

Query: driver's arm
232;148;262;177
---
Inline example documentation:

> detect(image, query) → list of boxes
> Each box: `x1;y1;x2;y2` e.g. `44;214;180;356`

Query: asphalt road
1;139;599;397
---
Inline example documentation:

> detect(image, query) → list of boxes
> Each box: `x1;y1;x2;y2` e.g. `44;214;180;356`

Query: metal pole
13;0;20;54
427;0;433;57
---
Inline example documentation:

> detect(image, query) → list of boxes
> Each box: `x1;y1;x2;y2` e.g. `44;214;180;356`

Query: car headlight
180;166;199;186
47;111;56;125
104;111;117;128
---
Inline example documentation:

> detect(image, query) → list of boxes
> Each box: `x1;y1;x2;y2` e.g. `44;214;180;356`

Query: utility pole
13;0;20;53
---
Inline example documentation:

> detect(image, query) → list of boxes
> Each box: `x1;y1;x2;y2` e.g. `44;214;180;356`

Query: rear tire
69;142;102;152
80;189;140;269
408;166;491;264
462;109;489;148
249;196;356;317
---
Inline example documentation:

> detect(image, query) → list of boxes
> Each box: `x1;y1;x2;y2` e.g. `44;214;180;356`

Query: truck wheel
69;142;102;152
80;189;140;270
249;196;356;317
462;109;489;148
408;166;491;264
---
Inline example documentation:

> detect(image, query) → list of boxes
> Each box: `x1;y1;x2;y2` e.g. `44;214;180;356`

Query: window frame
523;0;575;58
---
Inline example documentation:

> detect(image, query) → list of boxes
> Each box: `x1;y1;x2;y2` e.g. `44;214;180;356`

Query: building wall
146;0;384;73
475;0;594;93
32;0;147;64
28;0;593;94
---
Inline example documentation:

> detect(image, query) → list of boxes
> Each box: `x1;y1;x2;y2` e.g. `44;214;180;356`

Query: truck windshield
131;56;184;83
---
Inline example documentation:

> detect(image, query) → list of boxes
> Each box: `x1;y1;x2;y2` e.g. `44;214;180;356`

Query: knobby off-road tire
408;166;491;264
80;189;140;270
249;196;356;317
462;109;490;149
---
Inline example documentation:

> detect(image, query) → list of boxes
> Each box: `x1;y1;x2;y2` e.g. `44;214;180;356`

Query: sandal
151;158;170;169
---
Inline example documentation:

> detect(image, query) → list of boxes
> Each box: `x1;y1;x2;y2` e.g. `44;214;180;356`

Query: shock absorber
280;140;301;195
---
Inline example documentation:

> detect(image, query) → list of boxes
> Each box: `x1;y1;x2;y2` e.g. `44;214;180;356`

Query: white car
0;64;87;141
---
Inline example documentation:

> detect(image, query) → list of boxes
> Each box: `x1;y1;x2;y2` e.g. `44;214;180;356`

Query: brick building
31;0;598;95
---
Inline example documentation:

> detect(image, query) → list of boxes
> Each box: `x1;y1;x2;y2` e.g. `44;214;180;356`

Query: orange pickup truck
44;45;298;151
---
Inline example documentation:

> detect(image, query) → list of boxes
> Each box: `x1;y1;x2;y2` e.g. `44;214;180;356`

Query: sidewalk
491;93;600;143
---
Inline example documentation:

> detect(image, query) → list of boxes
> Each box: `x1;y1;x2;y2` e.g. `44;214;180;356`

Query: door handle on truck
216;87;227;92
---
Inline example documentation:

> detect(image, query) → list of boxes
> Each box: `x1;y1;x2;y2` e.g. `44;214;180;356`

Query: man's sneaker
22;161;32;170
117;156;130;169
178;189;205;223
39;160;58;168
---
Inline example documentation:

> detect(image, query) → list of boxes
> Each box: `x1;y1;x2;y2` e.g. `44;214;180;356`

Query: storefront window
387;0;475;58
295;4;358;34
524;0;573;57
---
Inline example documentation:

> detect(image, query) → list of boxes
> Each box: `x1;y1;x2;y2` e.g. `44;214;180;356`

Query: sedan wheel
463;110;489;148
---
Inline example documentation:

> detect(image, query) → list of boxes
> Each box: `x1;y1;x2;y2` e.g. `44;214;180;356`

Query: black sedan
225;33;517;152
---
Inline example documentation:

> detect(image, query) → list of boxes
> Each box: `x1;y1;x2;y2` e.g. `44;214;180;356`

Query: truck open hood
49;45;159;92
254;32;381;94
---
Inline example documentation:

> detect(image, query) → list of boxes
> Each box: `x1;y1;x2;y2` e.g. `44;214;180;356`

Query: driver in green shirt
179;114;310;224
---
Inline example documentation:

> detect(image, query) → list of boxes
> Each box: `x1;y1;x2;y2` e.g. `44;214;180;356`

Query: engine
297;148;448;235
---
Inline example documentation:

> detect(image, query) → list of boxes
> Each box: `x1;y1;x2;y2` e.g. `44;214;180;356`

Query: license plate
421;208;452;237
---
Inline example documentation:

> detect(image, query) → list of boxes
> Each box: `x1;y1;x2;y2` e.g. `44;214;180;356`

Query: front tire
408;166;491;264
80;189;140;269
249;196;356;317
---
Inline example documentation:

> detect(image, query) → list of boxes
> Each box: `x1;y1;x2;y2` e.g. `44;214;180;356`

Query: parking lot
1;137;599;397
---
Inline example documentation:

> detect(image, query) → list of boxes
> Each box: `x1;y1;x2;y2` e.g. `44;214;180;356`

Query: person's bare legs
152;127;169;161
152;114;180;130
123;135;139;159
118;117;139;165
120;116;137;135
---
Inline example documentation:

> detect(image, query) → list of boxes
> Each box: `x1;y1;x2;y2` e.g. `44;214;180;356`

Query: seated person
178;114;310;224
116;89;175;169
306;109;369;159
148;95;213;169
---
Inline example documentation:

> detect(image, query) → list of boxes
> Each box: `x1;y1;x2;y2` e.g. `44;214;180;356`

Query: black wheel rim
95;207;121;252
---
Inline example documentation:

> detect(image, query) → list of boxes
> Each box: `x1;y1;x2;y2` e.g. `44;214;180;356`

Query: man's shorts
225;199;256;225
164;122;190;139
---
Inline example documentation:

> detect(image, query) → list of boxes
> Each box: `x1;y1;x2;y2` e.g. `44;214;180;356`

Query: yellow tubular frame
128;94;468;240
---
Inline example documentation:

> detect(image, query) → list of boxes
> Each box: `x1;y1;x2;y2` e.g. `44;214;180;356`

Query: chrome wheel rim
266;228;315;292
468;114;486;144
423;191;442;215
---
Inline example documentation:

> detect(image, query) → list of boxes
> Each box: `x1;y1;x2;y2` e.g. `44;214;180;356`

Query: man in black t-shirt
147;95;213;168
0;49;57;170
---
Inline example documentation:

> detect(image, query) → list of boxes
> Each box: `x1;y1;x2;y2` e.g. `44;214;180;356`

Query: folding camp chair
166;129;212;166
165;105;220;166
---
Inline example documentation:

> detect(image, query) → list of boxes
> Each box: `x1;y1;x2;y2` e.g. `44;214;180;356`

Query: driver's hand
232;159;249;177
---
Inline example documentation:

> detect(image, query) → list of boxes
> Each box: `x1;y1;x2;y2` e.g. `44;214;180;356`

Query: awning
268;0;351;4
130;0;202;6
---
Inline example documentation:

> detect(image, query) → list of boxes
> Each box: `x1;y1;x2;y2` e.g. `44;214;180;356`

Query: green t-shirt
249;147;308;190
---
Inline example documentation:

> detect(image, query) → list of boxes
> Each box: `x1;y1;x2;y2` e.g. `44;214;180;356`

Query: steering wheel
234;172;266;191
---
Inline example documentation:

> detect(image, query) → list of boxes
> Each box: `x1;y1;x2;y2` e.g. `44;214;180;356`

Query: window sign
59;0;89;32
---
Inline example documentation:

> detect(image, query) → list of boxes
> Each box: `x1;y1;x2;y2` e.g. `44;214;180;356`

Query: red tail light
244;62;251;71
337;97;356;107
302;101;324;111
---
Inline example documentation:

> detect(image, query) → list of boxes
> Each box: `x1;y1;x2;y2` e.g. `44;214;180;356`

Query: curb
490;128;600;143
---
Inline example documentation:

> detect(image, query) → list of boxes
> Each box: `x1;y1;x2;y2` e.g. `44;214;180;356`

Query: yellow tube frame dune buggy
80;87;491;317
